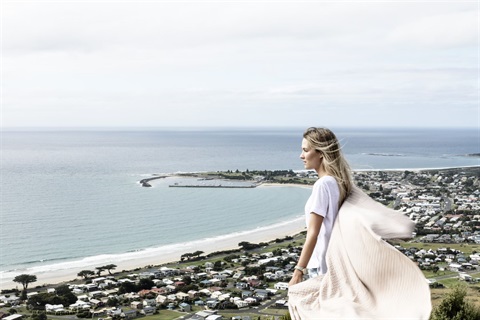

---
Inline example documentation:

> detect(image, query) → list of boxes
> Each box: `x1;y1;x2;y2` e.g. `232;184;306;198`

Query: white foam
0;215;304;289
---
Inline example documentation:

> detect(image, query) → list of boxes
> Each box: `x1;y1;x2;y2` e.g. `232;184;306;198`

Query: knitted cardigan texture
288;186;432;319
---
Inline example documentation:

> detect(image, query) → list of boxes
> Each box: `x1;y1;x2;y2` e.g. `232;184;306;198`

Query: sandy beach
0;216;306;291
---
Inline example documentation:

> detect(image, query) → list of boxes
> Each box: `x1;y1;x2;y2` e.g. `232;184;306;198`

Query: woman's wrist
294;265;307;274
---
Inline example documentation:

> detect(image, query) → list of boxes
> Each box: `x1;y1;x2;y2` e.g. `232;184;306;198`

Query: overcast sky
2;1;478;128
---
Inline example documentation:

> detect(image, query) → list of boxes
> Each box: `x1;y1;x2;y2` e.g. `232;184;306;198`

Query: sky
1;1;479;129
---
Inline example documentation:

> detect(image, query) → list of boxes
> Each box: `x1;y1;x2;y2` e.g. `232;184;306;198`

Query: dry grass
431;285;480;309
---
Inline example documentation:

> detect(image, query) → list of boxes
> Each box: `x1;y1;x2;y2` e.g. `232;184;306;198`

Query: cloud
2;1;478;128
388;10;478;48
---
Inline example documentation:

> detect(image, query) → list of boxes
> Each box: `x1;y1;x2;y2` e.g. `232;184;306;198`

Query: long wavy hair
303;127;353;205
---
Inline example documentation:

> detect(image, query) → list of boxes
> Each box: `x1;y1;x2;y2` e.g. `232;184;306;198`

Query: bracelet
294;265;307;274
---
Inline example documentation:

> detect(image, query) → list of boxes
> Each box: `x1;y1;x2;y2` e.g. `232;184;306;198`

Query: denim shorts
308;268;320;279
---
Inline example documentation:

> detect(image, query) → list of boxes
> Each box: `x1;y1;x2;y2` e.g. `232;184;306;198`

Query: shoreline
2;165;477;291
0;216;306;291
351;164;480;172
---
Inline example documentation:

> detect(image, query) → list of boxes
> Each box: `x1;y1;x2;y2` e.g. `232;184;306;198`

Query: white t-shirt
304;175;340;273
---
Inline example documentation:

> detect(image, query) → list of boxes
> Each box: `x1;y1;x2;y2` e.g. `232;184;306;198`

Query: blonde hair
303;127;352;205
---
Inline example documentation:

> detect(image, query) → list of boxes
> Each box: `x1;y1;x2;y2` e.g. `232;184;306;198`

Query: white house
274;282;289;290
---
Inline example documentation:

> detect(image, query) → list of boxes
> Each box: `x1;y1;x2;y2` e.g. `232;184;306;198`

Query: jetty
169;182;257;188
139;175;168;187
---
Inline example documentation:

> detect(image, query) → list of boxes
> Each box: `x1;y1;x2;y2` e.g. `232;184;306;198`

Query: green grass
399;241;480;256
219;310;288;319
422;270;456;279
258;308;289;316
142;310;187;320
437;277;462;288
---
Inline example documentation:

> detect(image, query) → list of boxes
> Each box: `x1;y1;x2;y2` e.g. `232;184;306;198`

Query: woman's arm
288;213;324;286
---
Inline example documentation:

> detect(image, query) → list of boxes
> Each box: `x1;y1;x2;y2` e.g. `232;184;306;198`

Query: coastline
0;216;306;291
3;165;477;291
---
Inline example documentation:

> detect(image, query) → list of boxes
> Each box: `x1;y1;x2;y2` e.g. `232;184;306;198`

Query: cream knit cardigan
288;186;432;319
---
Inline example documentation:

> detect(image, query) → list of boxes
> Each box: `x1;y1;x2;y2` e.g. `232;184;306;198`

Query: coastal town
1;166;479;320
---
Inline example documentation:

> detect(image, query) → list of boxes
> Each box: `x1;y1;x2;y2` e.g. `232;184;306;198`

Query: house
214;274;227;281
0;295;20;305
206;298;219;309
247;279;261;288
156;295;167;305
3;315;23;320
176;292;190;301
235;282;248;290
275;299;289;308
143;298;157;307
274;282;289;290
200;279;213;287
45;304;65;313
254;289;269;301
459;273;473;281
130;301;143;309
179;302;192;312
192;310;217;320
89;299;103;308
165;285;176;293
449;263;463;272
140;306;156;315
106;307;122;317
234;299;250;308
188;290;199;299
122;310;137;319
196;272;208;280
194;300;205;306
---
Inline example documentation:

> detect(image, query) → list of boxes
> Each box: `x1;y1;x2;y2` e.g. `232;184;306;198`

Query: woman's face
300;138;322;172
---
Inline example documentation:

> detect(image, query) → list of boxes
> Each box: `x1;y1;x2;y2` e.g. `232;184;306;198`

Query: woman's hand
288;269;304;287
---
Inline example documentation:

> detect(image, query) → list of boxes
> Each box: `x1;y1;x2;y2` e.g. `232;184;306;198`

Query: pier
169;183;257;188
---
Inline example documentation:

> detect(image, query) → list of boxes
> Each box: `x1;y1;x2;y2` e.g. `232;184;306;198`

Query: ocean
1;127;478;287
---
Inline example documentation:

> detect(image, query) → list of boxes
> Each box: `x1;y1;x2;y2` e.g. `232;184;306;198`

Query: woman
288;127;431;319
289;127;352;286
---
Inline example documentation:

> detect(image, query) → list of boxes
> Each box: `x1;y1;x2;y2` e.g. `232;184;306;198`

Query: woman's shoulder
314;175;339;189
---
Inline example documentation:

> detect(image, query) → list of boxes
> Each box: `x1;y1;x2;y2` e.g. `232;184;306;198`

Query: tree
138;278;155;290
55;285;78;305
213;261;222;271
430;284;480;320
181;253;193;261
102;264;117;275
13;274;37;291
118;281;138;294
192;251;204;258
31;312;47;320
106;297;119;307
95;266;106;276
77;270;95;279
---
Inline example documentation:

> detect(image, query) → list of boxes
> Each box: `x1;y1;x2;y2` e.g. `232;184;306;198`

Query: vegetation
94;264;117;276
13;274;37;291
430;284;480;320
77;270;95;279
13;274;37;300
180;251;204;261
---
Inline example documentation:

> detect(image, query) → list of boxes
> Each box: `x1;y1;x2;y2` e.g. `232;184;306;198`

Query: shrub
430;284;480;320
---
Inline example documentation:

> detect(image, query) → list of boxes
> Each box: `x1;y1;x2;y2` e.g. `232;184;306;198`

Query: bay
1;127;478;284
